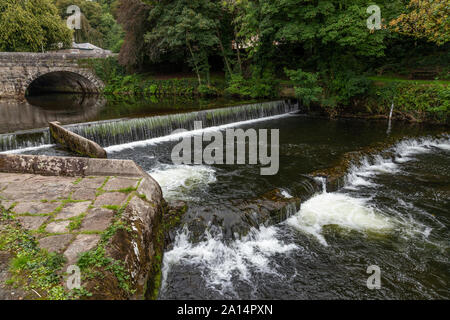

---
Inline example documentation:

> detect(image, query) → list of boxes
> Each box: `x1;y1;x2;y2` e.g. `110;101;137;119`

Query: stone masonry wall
0;52;110;98
0;154;166;299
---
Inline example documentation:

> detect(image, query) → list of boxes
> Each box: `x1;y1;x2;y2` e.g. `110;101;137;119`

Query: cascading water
157;134;450;299
0;100;296;153
290;135;450;247
389;102;394;120
0;128;52;153
387;102;394;134
68;100;296;147
3;95;448;299
313;176;327;193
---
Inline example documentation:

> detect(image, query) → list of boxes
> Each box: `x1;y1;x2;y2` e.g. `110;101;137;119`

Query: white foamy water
345;135;450;189
148;164;216;200
0;144;56;154
160;135;449;295
105;113;292;153
287;135;450;245
280;189;293;198
286;193;393;246
161;225;297;296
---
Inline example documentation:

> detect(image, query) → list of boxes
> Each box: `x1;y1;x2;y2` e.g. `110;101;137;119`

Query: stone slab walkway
0;251;26;300
0;154;165;299
0;173;141;264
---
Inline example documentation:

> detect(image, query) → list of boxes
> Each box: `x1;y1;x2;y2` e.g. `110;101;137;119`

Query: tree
236;1;389;63
285;68;323;107
0;0;72;52
55;0;102;45
54;0;124;51
390;0;449;45
117;0;150;72
144;0;220;85
221;0;248;75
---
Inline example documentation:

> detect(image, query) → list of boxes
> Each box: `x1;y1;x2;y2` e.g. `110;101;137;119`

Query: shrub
369;81;449;123
225;74;252;97
285;68;323;107
393;83;449;122
79;57;125;83
328;71;372;106
249;70;280;98
197;85;219;97
225;71;279;99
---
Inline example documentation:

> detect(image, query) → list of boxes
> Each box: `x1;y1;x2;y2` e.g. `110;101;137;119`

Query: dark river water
1;95;448;299
0;94;259;133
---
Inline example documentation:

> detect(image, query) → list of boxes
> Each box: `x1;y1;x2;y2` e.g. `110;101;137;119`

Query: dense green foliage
0;0;123;52
104;75;198;96
285;69;322;107
78;57;126;82
54;0;124;52
370;82;450;123
112;1;447;94
102;0;447;123
2;0;447;122
225;72;279;98
390;0;449;45
0;0;72;52
145;0;221;85
285;69;449;123
102;74;226;97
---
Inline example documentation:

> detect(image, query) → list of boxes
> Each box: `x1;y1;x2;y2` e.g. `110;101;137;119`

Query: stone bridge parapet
0;52;112;98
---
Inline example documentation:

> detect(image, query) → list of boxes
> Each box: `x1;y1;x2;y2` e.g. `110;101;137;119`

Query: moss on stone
0;204;89;300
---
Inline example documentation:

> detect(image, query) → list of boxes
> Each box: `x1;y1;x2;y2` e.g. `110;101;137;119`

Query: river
1;94;448;299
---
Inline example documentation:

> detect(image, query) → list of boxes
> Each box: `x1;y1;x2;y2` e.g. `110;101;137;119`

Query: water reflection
0;94;106;133
0;94;263;134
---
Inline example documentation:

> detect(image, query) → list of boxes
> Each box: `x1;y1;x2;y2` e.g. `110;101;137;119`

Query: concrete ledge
0;154;145;177
50;122;107;158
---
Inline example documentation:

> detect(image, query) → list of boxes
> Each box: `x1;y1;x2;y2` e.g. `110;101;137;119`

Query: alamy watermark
171;121;279;175
66;265;81;290
66;5;81;30
65;1;97;30
366;265;381;290
367;5;382;31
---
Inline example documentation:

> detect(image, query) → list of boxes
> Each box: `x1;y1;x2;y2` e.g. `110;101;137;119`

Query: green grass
75;199;135;295
117;186;138;194
102;205;119;211
369;76;450;85
95;176;111;197
280;75;449;86
67;214;86;232
73;178;83;185
0;205;89;300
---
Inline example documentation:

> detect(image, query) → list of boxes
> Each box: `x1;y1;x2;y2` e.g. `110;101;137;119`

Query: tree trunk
216;30;233;76
234;27;243;74
187;39;202;86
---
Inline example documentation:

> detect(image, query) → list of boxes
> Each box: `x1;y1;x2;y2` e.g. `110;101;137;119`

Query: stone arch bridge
0;52;112;99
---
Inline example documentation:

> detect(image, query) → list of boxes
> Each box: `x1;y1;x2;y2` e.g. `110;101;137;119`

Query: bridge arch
24;68;104;96
0;52;112;98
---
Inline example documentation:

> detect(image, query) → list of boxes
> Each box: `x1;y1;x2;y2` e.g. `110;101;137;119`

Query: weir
0;100;297;152
0;129;52;153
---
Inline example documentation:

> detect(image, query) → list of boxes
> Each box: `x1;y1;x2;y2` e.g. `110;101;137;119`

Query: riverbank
81;58;449;126
105;76;449;125
0;154;165;300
